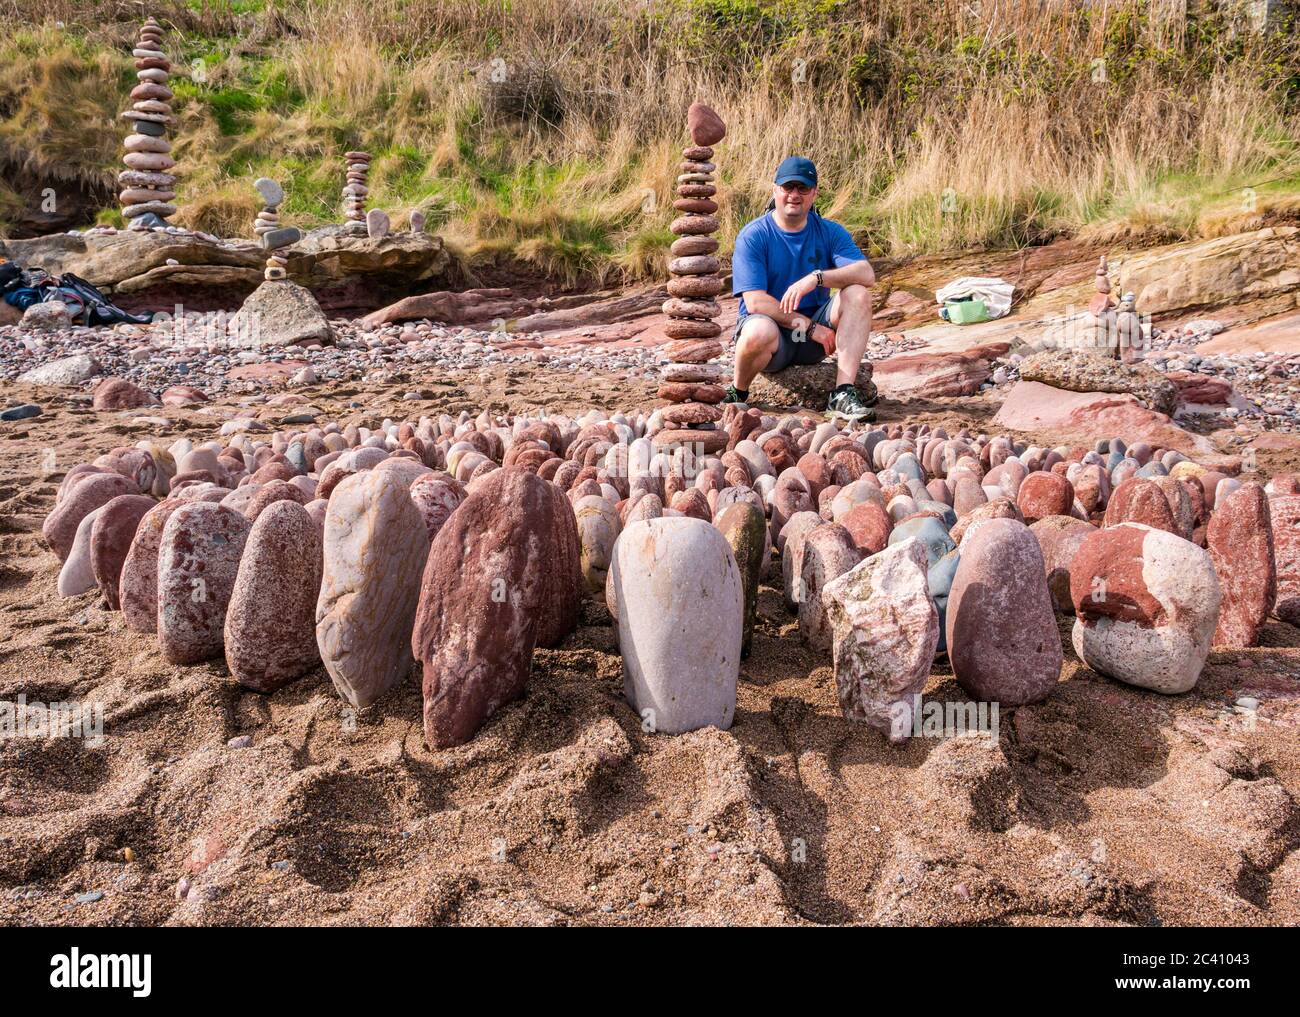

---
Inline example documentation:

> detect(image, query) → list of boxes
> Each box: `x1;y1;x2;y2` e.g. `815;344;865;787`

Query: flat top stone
254;177;284;208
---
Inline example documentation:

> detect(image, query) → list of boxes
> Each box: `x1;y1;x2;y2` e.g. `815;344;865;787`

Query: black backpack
57;273;153;326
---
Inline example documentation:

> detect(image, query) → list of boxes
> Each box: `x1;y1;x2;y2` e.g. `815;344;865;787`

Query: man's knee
737;318;779;356
839;284;872;312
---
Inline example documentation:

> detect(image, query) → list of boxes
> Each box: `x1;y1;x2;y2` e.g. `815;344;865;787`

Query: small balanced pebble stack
342;151;371;222
252;176;281;242
253;178;293;281
652;102;731;454
118;17;178;231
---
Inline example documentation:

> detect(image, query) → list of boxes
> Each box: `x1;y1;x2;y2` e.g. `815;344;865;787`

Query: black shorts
734;298;834;373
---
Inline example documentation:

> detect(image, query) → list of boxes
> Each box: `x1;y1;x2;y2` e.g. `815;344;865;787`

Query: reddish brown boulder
950;498;1021;545
1268;494;1300;625
413;469;565;748
43;472;137;561
1104;477;1179;534
1207;483;1275;647
1029;514;1096;613
687;102;726;146
157;503;251;665
119;500;183;632
872;342;1009;399
1017;471;1075;525
946;518;1061;704
841;500;892;555
224;501;323;692
90;494;155;609
92;377;153;411
242;479;307;522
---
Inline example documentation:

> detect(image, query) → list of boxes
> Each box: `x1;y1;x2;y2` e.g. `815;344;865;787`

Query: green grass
1;2;1298;283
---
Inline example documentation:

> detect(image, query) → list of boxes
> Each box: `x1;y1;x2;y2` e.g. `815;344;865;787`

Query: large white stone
609;517;741;734
57;507;104;597
574;494;621;592
821;537;938;741
316;469;429;708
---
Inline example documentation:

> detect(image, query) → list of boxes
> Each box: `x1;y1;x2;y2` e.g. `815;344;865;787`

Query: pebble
0;403;41;420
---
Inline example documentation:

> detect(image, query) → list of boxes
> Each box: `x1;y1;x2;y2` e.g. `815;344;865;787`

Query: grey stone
229;279;335;349
254;177;285;208
19;353;99;385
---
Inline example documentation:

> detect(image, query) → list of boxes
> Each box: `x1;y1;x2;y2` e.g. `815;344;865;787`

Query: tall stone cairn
653;103;729;452
343;151;371;222
118;17;178;231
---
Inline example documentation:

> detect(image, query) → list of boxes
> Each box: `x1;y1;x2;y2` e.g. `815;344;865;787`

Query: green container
945;299;989;325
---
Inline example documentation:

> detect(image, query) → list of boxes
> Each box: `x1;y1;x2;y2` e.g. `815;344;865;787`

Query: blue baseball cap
774;156;817;188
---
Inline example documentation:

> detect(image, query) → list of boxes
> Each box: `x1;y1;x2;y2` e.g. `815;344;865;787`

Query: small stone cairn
253;178;295;281
343;151;371;222
1078;255;1144;361
118;18;178;231
654;103;730;454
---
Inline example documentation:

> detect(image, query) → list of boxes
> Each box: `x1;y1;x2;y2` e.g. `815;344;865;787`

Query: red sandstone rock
119;500;183;632
92;377;153;411
1268;494;1300;626
842;500;892;555
1207;483;1275;648
43;472;137;561
687;102;726;146
414;469;564;748
946;518;1061;704
90;494;155;609
1029;514;1096;613
1017;471;1075;525
1104;477;1180;534
224;501;323;692
157;503;251;665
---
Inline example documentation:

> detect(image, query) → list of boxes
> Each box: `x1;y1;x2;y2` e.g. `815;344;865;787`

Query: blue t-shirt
732;211;865;317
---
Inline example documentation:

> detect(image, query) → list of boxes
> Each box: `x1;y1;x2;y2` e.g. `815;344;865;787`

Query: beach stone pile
39;397;1293;752
342;152;371;223
650;103;732;456
118;18;178;231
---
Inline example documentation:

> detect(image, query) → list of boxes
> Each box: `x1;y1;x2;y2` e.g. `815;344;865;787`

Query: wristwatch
814;269;824;288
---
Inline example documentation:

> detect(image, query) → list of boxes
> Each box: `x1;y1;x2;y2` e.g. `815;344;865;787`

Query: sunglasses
779;182;812;195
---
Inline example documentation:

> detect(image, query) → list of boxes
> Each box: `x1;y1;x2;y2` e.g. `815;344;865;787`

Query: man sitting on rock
726;156;877;421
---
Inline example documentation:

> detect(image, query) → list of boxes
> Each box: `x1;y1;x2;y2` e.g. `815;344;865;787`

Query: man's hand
779;273;819;315
811;323;836;357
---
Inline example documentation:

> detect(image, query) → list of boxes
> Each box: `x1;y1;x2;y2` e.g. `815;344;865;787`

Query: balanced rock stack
253;177;282;242
653;103;730;454
118;18;178;231
253;178;296;282
343;151;371;222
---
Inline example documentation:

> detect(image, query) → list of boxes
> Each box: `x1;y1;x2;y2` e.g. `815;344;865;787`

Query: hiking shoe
826;384;876;422
723;384;749;404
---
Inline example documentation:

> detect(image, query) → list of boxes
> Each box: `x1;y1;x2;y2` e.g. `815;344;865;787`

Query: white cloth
935;277;1014;320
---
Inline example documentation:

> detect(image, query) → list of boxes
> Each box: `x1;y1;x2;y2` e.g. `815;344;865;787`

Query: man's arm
743;289;813;331
778;259;875;314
